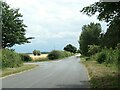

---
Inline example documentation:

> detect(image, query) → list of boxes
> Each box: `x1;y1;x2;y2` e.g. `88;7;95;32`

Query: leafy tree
33;50;41;56
2;2;33;48
81;2;120;48
78;22;102;55
0;1;2;49
88;45;101;55
64;44;77;53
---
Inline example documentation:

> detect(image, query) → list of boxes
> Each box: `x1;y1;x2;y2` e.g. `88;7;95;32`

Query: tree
33;50;41;56
88;45;100;55
78;22;102;55
81;2;120;48
0;1;2;49
64;44;77;53
2;2;33;48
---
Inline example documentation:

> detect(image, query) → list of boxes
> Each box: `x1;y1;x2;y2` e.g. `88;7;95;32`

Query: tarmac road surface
2;56;90;88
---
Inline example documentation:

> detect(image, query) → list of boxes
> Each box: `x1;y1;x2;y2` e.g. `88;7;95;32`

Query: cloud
6;0;106;53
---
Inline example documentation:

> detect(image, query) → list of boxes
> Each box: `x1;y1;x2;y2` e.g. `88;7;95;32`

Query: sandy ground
29;54;48;60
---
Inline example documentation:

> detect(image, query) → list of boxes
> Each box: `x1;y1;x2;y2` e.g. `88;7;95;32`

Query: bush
116;43;120;50
33;50;41;56
1;49;23;68
20;54;32;62
88;47;120;67
88;45;101;55
85;57;90;61
0;50;2;69
97;52;106;64
48;50;61;60
48;50;72;60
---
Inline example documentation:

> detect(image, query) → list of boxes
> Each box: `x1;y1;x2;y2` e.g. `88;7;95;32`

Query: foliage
1;49;23;68
82;58;119;88
64;44;77;53
2;2;33;48
0;49;2;69
89;47;120;66
78;22;102;55
97;52;106;64
19;54;32;62
48;50;72;60
33;50;41;56
116;43;120;50
1;64;38;77
81;2;120;48
88;45;101;55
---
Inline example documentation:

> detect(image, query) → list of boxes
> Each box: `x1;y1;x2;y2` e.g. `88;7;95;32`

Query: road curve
2;56;90;88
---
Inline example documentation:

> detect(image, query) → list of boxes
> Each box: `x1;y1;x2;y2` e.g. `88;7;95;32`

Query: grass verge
81;57;120;88
0;64;38;77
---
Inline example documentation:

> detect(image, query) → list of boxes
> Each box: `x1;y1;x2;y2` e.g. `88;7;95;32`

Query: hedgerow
48;50;73;60
1;49;23;68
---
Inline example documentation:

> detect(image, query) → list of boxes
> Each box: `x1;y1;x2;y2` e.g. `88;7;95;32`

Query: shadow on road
56;81;90;88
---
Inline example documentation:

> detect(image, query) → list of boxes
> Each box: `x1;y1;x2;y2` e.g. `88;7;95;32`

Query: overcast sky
6;0;107;53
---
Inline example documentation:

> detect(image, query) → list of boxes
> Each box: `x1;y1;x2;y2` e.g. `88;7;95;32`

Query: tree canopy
33;50;41;56
64;44;77;53
0;1;2;49
78;22;102;55
81;2;120;48
2;2;33;48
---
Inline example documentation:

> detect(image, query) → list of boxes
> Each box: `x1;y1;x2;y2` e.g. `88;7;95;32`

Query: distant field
29;54;48;60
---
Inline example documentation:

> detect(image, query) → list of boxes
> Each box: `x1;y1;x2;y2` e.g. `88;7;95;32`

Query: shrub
116;43;120;50
19;54;32;62
33;50;41;56
85;57;90;61
0;49;2;69
37;51;41;56
48;50;60;60
88;45;101;55
88;47;120;67
97;52;106;64
1;49;23;68
48;50;72;60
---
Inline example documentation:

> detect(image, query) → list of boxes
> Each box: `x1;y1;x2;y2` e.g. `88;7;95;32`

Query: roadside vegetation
0;49;38;77
64;44;77;54
1;64;38;77
1;49;23;69
81;57;119;88
79;2;120;89
48;50;74;60
0;1;37;77
80;45;120;88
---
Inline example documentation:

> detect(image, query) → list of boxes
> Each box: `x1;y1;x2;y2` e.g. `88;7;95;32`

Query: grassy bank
0;64;38;77
81;57;119;88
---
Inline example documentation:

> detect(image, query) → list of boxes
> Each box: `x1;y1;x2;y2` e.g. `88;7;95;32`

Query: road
2;56;90;88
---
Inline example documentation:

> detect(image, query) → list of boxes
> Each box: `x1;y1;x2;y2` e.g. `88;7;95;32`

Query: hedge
1;49;23;68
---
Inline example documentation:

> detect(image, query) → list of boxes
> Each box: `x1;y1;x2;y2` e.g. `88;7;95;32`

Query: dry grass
29;54;48;61
81;58;119;88
1;64;38;77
